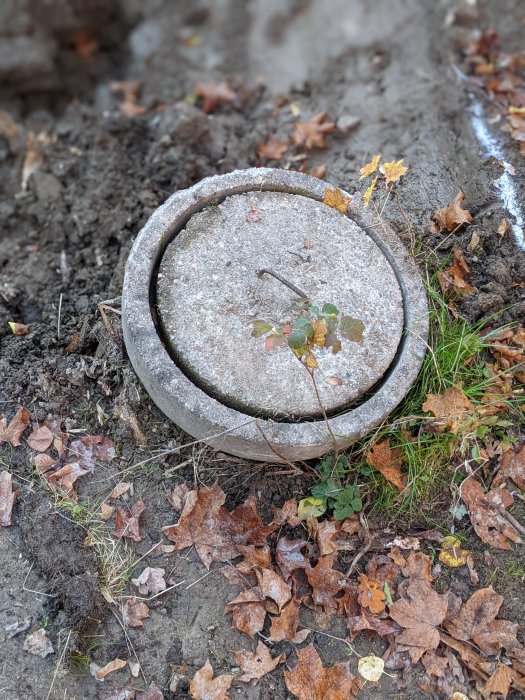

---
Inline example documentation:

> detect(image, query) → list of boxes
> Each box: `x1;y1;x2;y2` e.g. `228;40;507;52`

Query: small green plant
298;454;362;521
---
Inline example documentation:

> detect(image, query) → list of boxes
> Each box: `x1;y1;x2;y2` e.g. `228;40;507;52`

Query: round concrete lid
156;191;404;418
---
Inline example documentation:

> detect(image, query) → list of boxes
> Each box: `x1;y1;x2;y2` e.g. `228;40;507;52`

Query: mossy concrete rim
122;168;429;462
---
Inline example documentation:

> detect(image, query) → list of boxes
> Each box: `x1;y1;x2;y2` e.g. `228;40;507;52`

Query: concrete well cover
122;168;428;462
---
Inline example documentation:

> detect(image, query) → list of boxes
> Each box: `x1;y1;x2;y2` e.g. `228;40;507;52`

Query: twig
307;367;339;459
57;292;63;340
185;570;213;590
255;421;302;472
45;629;71;700
257;268;308;299
483;499;525;538
23;563;58;598
346;499;373;577
111;608;147;683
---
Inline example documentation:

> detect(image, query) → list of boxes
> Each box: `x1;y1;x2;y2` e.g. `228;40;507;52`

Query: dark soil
1;0;525;698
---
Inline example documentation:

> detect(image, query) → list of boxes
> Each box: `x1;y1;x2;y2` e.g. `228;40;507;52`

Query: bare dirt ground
1;1;525;698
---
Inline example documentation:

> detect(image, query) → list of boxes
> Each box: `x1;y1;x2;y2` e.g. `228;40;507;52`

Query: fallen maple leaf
323;187;351;214
255;567;291;613
284;645;361;700
189;660;233;700
292;113;336;150
0;407;30;447
113;500;145;542
357;573;386;614
122;597;150;627
306;555;345;614
257;135;288;160
380;159;408;184
195;82;236;114
483;662;514;699
268;599;310;643
224;588;266;638
433;191;473;232
444;587;519;656
401;551;433;582
389;579;448;663
347;608;400;640
272;498;300;527
360;154;381;179
460;477;522;550
26;426;53;452
366;439;407;491
46;462;88;498
422;386;474;433
276;537;312;581
236;641;283;684
0;471;17;526
109;80;147;118
95;658;127;680
438;248;477;295
8;322;29;335
69;435;115;472
494;444;525;489
131;567;166;595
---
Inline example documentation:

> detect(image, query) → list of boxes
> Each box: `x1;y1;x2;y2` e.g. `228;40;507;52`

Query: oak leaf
366;440;407;491
0;471;17;526
357;573;386;614
131;567;166;596
284;645;361;700
0;407;30;447
194;82;236;114
380;159;408;184
360;154;381;179
323;187;351;214
236;641;283;684
257;136;288;160
460;477;522;550
292;113;336;149
422;386;474;433
189;660;233;700
268;599;310;643
26;426;53;452
433;191;473;232
389;579;448;663
438;248;477;295
113;499;145;542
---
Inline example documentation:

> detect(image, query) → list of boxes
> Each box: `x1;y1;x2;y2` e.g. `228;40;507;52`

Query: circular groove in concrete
122;168;428;462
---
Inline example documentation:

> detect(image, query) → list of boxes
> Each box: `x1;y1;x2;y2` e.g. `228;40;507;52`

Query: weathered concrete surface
122;168;428;462
157;190;404;418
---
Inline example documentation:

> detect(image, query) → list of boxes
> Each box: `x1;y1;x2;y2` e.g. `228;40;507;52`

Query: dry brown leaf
0;407;30;447
109;482;132;499
484;662;513;699
69;435;115;472
21;132;44;191
113;500;145;542
137;682;164;700
23;628;54;657
268;599;310;643
168;482;190;511
401;551;433;582
272;498;300;527
245;206;263;223
306;555;345;614
95;658;127;680
0;110;19;138
255;567;291;613
380;159;408;184
494;444;525;489
122;597;150;628
74;29;97;61
257;136;288;160
444;587;519;656
236;641;283;685
438;248;477;295
189;659;233;700
433;191;473;232
100;503;115;521
460;477;522;550
366;440;407;491
131;567;166;596
26;426;53;452
357;573;386;614
284;645;361;700
109;80;147;117
0;471;17;526
276;537;312;581
347;608;400;640
224;589;266;638
195;82;236;114
389;579;448;663
422;386;474;433
8;322;29;335
497;218;509;237
292;113;336;150
46;462;89;498
33;453;56;473
163;483;276;568
310;164;327;179
323;187;351;214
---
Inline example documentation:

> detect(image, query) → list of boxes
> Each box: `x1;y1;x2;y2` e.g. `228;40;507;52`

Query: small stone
336;114;361;133
5;617;31;638
23;628;54;657
32;172;62;202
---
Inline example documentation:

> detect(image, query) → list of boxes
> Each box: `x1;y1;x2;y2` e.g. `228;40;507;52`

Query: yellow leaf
380;159;408;184
363;176;378;207
304;352;318;369
509;105;525;114
439;535;469;568
360;154;381;179
311;319;327;347
322;187;351;214
297;497;325;520
358;655;384;682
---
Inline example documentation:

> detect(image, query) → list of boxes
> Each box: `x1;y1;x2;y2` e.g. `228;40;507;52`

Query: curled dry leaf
224;589;266;638
122;597;150;628
323;187;351;214
257;135;288;160
422;386;474;433
483;662;513;699
95;658;127;680
366;439;407;491
0;406;30;447
21;131;44;191
357;574;386;614
432;190;473;232
236;641;284;685
269;599;310;643
326;375;343;386
26;425;53;452
8;322;29;335
131;567;166;596
189;659;233;700
195;81;236;114
100;503;115;521
46;462;89;498
347;608;400;640
438;248;477;295
168;482;190;511
284;645;361;700
292;112;336;149
245;206;263;223
460;477;522;550
113;499;145;542
0;471;17;526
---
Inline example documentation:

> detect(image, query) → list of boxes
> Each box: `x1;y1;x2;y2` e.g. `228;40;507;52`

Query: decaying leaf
494;444;525;489
69;435;116;472
444;587;519;656
284;645;361;700
358;655;384;682
439;536;470;568
357;573;386;614
323;187;351;214
297;496;325;520
433;191;473;232
137;682;164;700
0;471;17;526
401;551;433;582
95;658;127;680
131;567;166;596
113;500;145;542
245;206;263;223
257;136;288;160
438;248;477;295
122;597;150;628
189;659;233;700
224;589;267;638
26;425;53;452
0;407;30;447
195;82;236;114
483;662;513;699
380;159;408;184
236;641;283;684
168;482;190;511
8;322;29;336
268;599;310;643
389;579;448;663
306;555;345;614
460;477;522;550
292;113;336;149
256;567;292;613
272;499;300;527
46;462;88;497
276;537;312;582
360;154;381;179
422;386;474;433
366;440;407;491
23;628;54;657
